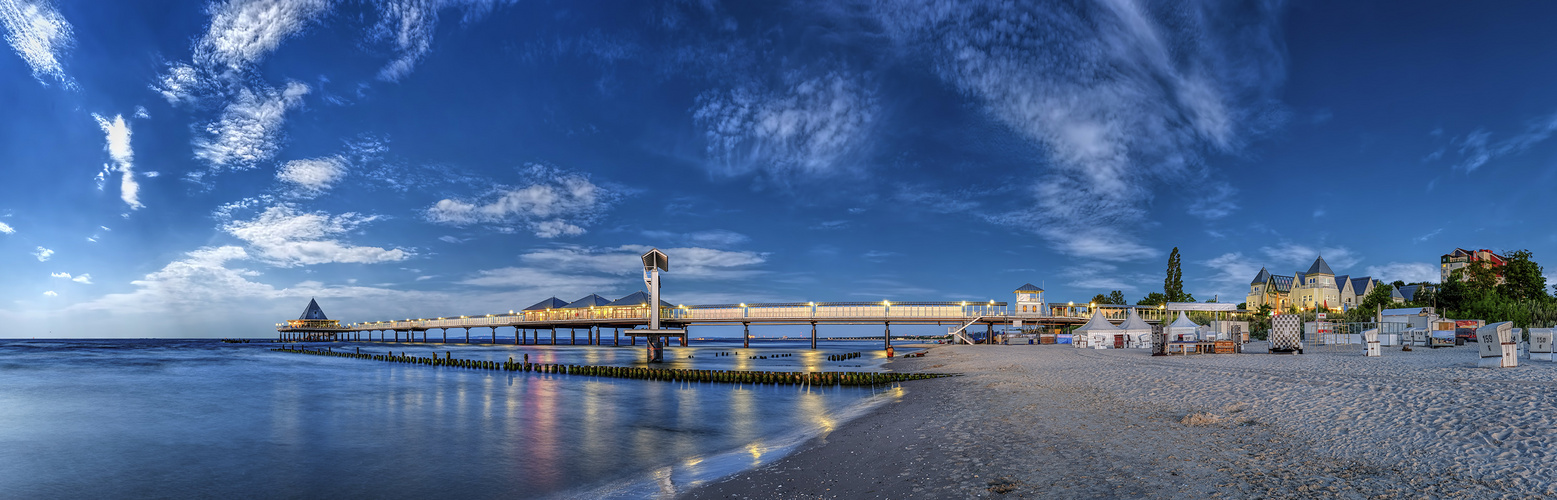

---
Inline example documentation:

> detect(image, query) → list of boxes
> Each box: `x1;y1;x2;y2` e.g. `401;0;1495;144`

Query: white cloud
1451;113;1557;173
368;0;516;81
1202;252;1260;296
276;156;347;196
1413;228;1443;244
437;235;462;244
150;61;206;105
42;290;56;297
223;205;410;267
133;105;149;119
0;0;75;87
862;250;900;262
1060;262;1141;293
640;229;750;248
33;246;52;261
71;273;91;284
195;0;331;71
50;272;69;278
1187;183;1238;220
693;70;879;178
91;113;143;210
194;81;310;172
871;0;1284;260
511;244;767;281
0;221;12;234
426;164;617;238
1260;244;1359;271
1365;262;1438;284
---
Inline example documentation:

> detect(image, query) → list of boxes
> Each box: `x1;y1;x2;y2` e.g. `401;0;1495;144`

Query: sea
0;338;914;499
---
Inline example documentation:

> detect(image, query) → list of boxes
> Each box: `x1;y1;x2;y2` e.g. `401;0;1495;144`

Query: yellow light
960;301;967;306
882;300;890;306
808;302;815;306
1068;301;1074;306
740;303;746;308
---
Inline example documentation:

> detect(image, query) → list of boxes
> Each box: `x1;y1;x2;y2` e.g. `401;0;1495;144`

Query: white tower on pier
1014;283;1046;317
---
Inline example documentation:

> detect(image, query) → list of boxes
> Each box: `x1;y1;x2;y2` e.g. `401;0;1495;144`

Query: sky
2;0;1556;338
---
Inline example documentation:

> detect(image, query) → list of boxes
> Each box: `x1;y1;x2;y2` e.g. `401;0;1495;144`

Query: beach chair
1270;314;1302;354
1530;329;1553;362
1363;328;1380;357
1477;322;1518;368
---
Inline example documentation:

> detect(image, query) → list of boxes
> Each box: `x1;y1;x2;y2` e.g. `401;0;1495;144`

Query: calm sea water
0;339;910;499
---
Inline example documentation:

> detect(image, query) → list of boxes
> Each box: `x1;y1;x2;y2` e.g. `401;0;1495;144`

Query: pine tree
1165;247;1185;302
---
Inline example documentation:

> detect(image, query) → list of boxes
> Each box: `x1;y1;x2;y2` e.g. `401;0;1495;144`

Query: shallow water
0;339;906;499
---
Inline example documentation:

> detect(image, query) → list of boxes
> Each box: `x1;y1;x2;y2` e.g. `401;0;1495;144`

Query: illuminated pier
276;249;1215;358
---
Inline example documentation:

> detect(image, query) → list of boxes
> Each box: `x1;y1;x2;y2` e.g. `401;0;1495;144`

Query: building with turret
1247;257;1380;312
1013;283;1045;316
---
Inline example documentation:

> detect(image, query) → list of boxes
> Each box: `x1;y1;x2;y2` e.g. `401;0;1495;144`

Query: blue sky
2;0;1555;338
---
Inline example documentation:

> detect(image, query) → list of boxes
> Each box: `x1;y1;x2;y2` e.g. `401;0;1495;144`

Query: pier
277;249;1229;358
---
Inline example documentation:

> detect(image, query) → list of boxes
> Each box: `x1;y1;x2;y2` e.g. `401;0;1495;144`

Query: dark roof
1398;284;1420;301
298;298;328;320
562;294;612;309
1306;256;1334;276
1014;283;1044;292
607;291;673;307
1351;277;1374;294
1390;287;1404;299
1250;267;1271;285
1270;275;1294;293
523;297;569;311
1334;275;1349;290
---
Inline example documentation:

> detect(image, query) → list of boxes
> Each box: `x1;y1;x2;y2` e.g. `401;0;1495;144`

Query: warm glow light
740;303;746;308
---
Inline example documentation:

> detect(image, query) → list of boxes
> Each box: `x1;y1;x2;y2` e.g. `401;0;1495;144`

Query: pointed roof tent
299;298;328;320
1250;267;1271;285
607;291;673;308
1168;311;1201;329
1014;283;1044;292
562;294;612;309
1306;256;1335;276
1117;308;1152;334
1071;309;1122;334
641;248;669;272
523;297;569;311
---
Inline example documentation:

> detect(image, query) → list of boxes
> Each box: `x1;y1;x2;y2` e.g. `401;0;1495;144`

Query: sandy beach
683;343;1555;499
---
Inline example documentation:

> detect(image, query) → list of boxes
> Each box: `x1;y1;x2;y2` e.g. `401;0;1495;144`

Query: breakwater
272;346;950;386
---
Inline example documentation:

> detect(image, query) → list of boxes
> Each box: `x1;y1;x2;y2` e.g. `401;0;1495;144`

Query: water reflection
0;339;900;499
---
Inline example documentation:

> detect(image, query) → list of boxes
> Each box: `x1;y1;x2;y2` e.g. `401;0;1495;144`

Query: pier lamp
808;302;815;306
882;300;891;306
739;303;746;307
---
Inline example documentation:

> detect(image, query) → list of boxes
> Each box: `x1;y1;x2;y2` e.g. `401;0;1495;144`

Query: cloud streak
427;164;618;238
193;81;310;173
223;205;410;267
694;70;879;179
872;0;1285;261
0;0;74;87
92;113;143;209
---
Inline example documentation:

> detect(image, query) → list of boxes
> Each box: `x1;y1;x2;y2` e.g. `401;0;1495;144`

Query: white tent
1166;311;1201;342
1117;308;1153;348
1071;309;1122;348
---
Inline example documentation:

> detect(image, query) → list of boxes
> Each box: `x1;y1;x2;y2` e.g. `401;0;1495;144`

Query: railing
329;300;1014;330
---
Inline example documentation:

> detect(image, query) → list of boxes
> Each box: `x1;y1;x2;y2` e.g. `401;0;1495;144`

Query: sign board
1316;312;1327;322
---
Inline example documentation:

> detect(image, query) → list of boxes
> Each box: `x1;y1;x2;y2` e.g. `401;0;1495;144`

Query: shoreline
682;344;1542;498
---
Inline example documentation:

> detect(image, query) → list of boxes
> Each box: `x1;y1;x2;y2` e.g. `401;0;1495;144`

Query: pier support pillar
491;327;498;344
571;329;576;345
743;322;750;348
614;328;619;346
986;322;993;345
443;329;447;343
515;327;521;345
811;321;818;350
885;321;892;348
551;328;557;345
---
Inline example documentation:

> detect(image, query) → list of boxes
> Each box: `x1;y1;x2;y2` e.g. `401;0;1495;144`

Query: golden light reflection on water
797;390;835;434
746;441;765;464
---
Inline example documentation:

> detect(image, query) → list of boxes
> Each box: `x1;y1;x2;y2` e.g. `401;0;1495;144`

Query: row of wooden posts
271;346;950;386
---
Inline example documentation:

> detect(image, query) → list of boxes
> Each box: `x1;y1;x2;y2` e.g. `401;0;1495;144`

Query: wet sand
682;344;1552;499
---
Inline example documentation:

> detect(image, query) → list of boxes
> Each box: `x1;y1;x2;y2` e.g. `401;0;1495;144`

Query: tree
1498;249;1549;301
1392;280;1406;289
1138;292;1168;306
1089;293;1110;306
1165;247;1186;302
1237;302;1248;310
1106;290;1127;305
1357;283;1396;316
